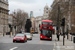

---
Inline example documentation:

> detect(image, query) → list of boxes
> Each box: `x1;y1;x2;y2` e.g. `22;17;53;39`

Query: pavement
0;34;55;50
55;35;75;50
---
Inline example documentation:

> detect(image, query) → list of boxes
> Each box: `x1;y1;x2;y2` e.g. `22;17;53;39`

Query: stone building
51;0;68;32
31;17;35;31
43;4;50;20
35;4;50;33
0;0;9;35
35;16;43;34
50;0;75;33
8;14;16;35
70;0;75;32
30;11;35;32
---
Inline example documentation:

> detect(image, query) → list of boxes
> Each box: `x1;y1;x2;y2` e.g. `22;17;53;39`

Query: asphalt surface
0;34;55;50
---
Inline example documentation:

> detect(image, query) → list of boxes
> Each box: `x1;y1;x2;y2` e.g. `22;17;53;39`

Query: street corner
65;46;75;50
56;45;75;50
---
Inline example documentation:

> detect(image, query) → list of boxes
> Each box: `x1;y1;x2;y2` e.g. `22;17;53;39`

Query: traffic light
9;24;11;28
25;19;32;28
57;26;58;30
14;26;16;29
25;19;32;32
61;18;65;26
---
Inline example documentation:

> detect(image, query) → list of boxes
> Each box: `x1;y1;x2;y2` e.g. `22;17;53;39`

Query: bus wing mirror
39;24;40;28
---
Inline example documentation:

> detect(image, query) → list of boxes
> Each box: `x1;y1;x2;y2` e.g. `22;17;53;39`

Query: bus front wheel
40;39;43;40
50;39;52;41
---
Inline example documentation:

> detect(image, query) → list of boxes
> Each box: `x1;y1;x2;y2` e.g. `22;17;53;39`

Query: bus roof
42;20;53;23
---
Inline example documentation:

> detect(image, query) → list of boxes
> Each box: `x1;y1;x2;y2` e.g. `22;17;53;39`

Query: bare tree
12;9;28;32
48;0;70;25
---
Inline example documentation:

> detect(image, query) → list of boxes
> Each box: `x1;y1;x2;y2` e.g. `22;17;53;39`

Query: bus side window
42;22;43;25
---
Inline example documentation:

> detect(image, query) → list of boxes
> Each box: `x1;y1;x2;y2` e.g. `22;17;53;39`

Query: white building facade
35;16;43;34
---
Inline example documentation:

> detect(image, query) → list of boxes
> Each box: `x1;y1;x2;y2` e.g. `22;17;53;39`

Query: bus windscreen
41;30;52;38
42;22;53;25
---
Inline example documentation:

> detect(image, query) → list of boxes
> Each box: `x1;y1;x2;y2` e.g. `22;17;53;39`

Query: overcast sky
8;0;54;17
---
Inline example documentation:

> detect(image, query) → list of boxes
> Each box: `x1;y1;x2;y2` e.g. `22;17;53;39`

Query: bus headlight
50;37;51;39
41;36;42;38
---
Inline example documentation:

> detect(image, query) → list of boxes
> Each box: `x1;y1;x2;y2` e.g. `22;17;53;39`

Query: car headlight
28;36;30;37
22;38;24;39
14;38;16;39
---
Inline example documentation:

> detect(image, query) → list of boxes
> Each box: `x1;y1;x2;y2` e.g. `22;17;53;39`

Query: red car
13;34;27;43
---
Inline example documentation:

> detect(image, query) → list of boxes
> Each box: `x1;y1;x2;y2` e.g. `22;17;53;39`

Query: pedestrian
60;32;61;35
56;33;58;38
59;32;60;35
57;33;59;41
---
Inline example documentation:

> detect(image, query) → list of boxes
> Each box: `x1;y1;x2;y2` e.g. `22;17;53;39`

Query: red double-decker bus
40;20;53;40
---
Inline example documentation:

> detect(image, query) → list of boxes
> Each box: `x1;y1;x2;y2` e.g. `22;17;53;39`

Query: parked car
24;33;32;40
34;31;38;34
13;33;27;43
6;32;10;35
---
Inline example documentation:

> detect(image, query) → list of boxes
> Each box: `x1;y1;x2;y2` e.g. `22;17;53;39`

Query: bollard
71;35;72;41
9;32;11;38
73;37;75;43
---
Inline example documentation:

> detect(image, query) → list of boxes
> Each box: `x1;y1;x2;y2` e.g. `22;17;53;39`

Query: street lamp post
57;1;60;41
67;25;68;39
14;11;16;35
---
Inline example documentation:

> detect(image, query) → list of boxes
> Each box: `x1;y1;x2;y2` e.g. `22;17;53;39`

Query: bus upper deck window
42;22;48;25
49;23;53;25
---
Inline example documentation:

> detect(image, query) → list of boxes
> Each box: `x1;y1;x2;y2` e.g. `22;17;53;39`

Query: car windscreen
25;33;30;35
22;30;25;33
15;34;24;37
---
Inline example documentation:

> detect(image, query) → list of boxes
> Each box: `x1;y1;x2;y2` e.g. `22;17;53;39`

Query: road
0;34;55;50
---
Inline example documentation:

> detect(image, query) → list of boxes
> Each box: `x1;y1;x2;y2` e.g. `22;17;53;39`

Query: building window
46;11;48;13
65;0;69;2
46;8;48;10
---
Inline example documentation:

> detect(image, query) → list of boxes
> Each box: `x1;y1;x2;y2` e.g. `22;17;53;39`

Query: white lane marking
53;43;55;50
57;42;60;50
10;47;18;50
53;49;55;50
54;43;55;48
40;49;42;50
